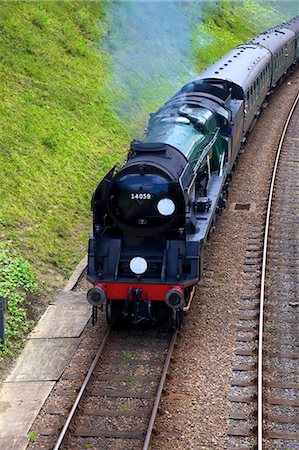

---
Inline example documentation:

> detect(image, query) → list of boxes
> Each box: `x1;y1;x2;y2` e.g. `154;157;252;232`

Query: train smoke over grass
102;0;297;136
103;1;212;135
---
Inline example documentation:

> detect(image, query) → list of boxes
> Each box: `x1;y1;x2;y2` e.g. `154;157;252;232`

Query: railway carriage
87;16;299;328
248;28;295;86
281;16;299;59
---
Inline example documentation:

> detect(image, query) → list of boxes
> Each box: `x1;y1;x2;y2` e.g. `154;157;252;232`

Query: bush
0;244;38;360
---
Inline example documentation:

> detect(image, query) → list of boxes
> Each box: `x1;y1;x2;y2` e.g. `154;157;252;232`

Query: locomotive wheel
218;190;228;212
171;308;184;329
106;299;112;324
106;299;123;328
208;213;217;239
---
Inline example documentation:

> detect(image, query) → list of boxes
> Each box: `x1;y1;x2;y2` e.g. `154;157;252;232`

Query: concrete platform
7;338;79;382
0;381;55;445
49;290;88;305
29;302;90;338
0;437;29;450
0;275;90;450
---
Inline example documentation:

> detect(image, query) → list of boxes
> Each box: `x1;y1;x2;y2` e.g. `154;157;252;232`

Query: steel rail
53;327;111;450
257;92;299;450
143;329;177;450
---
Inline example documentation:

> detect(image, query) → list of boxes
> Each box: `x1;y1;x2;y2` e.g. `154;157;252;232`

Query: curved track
227;93;299;449
53;326;177;450
258;93;299;449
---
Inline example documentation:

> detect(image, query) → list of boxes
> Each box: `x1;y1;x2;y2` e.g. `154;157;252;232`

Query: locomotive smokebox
165;286;185;309
87;285;106;307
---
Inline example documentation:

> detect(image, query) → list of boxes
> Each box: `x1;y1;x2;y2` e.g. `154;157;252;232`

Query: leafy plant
128;379;139;388
28;431;37;444
0;244;38;360
118;403;129;413
122;349;133;359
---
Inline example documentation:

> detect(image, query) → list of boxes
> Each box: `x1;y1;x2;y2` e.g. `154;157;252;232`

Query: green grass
122;349;133;360
0;1;130;281
118;403;129;413
192;0;289;71
28;431;37;444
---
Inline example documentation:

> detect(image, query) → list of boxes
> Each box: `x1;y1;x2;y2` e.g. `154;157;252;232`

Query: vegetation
0;243;37;360
28;431;37;444
122;349;133;360
192;0;290;70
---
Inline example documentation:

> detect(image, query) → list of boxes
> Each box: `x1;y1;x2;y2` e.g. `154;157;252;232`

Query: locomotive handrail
193;127;220;173
179;126;221;202
257;92;299;449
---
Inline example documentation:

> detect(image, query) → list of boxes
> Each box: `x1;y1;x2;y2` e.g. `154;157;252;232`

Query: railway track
53;325;177;450
227;94;299;449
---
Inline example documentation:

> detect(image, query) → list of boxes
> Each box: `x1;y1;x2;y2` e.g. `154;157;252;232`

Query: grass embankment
0;1;130;360
0;1;130;278
193;0;289;70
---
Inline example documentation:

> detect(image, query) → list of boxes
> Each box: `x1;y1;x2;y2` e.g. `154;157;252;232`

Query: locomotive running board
188;169;227;244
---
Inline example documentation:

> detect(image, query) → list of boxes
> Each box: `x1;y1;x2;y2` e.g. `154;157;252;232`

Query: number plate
130;193;152;200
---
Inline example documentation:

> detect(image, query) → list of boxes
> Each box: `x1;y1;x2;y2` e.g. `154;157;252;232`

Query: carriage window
245;91;249;112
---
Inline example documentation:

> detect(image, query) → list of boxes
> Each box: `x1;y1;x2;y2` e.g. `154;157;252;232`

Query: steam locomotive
87;16;299;327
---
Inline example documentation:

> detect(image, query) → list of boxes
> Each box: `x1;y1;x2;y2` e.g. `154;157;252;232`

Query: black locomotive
87;16;299;327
